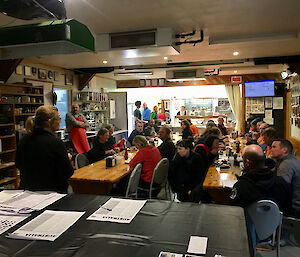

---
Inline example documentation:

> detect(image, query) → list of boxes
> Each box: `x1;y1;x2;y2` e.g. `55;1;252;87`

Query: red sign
231;76;242;83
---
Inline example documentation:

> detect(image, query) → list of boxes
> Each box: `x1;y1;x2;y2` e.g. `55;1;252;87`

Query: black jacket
128;129;144;145
86;139;112;163
15;128;73;193
230;168;292;212
169;151;205;201
182;127;193;140
157;138;176;162
194;144;216;173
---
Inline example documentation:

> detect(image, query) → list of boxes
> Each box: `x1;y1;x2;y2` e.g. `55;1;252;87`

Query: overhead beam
0;59;23;82
78;73;95;91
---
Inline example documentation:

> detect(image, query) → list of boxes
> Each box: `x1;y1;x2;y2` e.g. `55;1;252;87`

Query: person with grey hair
103;124;116;149
86;127;115;163
65;103;90;153
230;144;291;210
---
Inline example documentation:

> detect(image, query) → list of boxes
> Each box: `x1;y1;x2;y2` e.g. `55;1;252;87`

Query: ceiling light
164;56;168;60
167;78;206;82
114;71;153;76
233;51;239;56
103;60;108;64
233;70;238;74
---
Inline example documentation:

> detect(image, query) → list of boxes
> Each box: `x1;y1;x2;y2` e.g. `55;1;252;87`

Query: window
54;88;69;129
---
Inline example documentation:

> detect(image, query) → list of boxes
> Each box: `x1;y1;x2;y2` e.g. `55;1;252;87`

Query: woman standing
16;105;73;193
150;106;159;124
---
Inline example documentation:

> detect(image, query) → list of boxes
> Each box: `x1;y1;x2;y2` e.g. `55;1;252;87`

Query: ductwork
0;19;94;60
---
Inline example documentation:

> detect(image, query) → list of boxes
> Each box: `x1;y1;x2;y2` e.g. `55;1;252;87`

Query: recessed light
103;60;108;64
233;51;239;56
164;56;168;60
234;70;238;74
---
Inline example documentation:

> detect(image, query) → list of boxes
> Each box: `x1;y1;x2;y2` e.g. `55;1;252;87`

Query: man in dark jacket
230;144;291;211
128;122;144;145
157;126;176;162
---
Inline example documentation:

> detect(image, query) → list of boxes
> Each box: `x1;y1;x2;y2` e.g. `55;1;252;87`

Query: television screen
245;80;275;97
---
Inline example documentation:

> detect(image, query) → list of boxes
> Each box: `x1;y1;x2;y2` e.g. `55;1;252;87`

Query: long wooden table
203;165;241;204
69;153;134;195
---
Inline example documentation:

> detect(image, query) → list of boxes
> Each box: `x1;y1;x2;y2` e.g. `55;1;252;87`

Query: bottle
124;148;128;160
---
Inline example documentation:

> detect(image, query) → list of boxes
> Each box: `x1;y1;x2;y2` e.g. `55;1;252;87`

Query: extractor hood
0;19;95;60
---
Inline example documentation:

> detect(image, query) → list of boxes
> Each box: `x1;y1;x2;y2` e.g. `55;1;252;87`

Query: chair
75;153;89;169
246;200;283;257
125;163;142;198
138;158;170;200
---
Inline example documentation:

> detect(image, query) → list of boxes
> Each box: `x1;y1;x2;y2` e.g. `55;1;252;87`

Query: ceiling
1;0;300;80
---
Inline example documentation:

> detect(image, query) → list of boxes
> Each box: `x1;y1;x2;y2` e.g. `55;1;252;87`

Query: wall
80;75;117;93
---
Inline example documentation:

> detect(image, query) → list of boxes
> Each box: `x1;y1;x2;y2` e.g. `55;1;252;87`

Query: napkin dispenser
106;156;116;167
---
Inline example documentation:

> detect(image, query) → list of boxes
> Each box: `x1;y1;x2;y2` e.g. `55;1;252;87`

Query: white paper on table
222;180;237;188
0;214;30;235
87;198;146;224
8;210;85;241
0;191;66;211
0;190;23;203
273;97;283;109
159;252;183;257
187;236;208;255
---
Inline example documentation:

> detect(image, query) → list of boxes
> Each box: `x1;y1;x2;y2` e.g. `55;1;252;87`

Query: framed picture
48;71;53;80
65;74;73;85
15;65;23;75
54;71;59;81
38;69;47;80
31;67;37;76
24;66;32;76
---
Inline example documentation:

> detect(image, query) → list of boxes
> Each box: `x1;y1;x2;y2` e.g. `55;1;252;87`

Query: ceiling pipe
175;30;204;46
175;30;196;39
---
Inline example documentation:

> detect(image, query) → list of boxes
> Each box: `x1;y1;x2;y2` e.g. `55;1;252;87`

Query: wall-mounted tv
245;80;275;97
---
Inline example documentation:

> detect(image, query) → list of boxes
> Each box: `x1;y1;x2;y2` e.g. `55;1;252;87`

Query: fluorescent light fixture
167;78;206;82
209;32;298;45
233;51;239;56
103;60;108;64
114;71;153;76
234;70;238;73
164;56;168;60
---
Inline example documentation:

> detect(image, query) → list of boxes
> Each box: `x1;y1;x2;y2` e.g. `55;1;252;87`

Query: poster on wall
273;97;283;109
265;97;273;108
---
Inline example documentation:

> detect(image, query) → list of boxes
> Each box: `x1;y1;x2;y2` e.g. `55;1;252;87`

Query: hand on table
105;149;116;155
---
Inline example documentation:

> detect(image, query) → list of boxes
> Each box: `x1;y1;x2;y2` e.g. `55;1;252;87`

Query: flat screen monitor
245;80;275;97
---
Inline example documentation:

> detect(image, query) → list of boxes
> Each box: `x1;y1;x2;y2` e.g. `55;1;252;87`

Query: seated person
262;127;278;157
194;135;220;172
169;139;204;202
157;126;176;162
187;119;199;139
271;139;300;218
181;119;193;140
86;128;115;163
128;122;144;145
257;122;269;150
144;119;159;137
206;120;217;129
129;136;161;189
196;127;221;145
15;105;73;193
217;117;228;136
103;124;116;149
229;144;291;210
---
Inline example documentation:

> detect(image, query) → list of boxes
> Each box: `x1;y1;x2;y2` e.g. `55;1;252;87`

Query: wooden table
203;165;241;204
69;152;135;195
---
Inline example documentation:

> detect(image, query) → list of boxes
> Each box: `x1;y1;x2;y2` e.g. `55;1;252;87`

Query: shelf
1;92;43;96
82;110;108;112
0;177;17;185
15;113;35;116
75;100;108;103
0;83;43;89
0;149;16;155
0;123;14;127
0;162;15;170
0;134;15;139
14;102;44;105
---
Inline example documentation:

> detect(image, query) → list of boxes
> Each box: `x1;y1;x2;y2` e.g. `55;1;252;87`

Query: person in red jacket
129;135;161;189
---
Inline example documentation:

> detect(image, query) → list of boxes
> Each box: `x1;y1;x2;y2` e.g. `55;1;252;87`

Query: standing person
217;117;228;136
271;139;300;218
65;104;90;154
177;106;187;116
158;126;176;162
15;105;73;193
128;122;144;145
129;136;161;189
142;102;151;122
134;101;143;124
86;128;115;164
150;106;159;124
181;119;193;140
